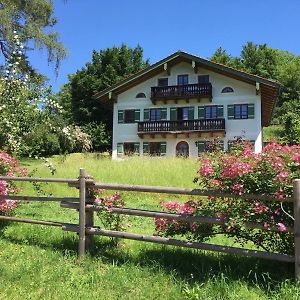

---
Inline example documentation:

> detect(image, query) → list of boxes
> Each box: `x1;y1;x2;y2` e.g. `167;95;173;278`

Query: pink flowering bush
94;189;126;244
155;142;299;254
0;151;27;215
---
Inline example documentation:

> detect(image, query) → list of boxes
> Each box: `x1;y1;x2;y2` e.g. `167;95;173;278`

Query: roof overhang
94;51;281;126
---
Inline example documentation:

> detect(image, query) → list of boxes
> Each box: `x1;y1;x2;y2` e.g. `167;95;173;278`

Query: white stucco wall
112;62;262;159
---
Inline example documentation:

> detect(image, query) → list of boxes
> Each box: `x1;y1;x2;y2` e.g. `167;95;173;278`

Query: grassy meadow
0;154;299;299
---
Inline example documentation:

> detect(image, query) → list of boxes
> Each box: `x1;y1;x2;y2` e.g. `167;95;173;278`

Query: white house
95;51;280;159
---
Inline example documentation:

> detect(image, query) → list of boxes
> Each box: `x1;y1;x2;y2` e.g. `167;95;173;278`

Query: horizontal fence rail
63;224;295;263
70;181;293;202
61;202;294;233
0;195;80;202
0;215;65;227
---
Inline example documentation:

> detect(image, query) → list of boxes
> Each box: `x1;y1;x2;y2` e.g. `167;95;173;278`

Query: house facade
95;51;280;159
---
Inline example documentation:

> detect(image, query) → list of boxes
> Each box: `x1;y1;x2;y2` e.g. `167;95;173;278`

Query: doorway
176;141;189;157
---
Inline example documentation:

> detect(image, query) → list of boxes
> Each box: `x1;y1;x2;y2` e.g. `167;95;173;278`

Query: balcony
151;83;212;104
137;119;225;138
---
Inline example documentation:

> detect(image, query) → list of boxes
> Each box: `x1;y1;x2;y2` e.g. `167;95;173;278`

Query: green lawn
0;154;299;300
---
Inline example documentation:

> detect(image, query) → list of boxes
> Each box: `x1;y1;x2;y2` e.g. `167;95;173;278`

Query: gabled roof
94;50;281;126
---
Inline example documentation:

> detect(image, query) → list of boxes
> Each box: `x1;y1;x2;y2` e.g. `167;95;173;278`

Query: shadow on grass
1;229;294;294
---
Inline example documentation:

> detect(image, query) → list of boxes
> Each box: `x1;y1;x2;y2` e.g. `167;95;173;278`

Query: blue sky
28;0;300;92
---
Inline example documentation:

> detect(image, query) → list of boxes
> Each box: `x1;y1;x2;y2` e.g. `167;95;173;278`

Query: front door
176;141;189;157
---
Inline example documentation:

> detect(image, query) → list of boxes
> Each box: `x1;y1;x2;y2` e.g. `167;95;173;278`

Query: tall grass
0;154;298;300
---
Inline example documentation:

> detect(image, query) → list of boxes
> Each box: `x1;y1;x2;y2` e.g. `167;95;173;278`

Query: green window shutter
170;108;177;121
218;140;224;151
160;142;167;156
134;143;140;155
217;105;224;118
188;107;194;120
248;104;255;119
143;109;150;121
118;110;124;123
134;109;140;122
143;142;149;154
228;141;234;152
227;105;234;120
198;106;205;119
117;143;124;155
160;108;167;120
197;141;205;155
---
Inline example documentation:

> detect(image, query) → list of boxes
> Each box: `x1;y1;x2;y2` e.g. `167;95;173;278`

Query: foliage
56;44;150;142
156;142;300;254
82;122;111;152
0;155;297;299
0;33;92;157
94;189;126;245
0;151;27;214
210;42;300;126
0;0;66;74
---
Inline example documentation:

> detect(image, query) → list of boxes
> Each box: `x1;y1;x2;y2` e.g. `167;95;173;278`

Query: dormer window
222;86;234;93
136;92;146;98
158;78;168;86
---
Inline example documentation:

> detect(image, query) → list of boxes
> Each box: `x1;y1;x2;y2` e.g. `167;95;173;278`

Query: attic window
136;92;146;98
221;87;234;93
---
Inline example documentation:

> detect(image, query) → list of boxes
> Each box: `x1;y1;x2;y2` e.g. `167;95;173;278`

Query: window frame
158;78;168;87
124;109;136;123
177;74;189;85
221;86;234;93
234;104;248;119
204;105;218;119
136;92;146;98
150;108;161;121
198;75;209;84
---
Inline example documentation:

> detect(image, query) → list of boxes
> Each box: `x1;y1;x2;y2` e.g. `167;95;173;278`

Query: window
227;104;255;120
235;104;248;119
198;75;209;84
228;139;255;152
144;108;167;121
124;110;136;123
143;142;166;156
221;86;234;93
118;109;140;123
197;140;224;154
136;92;146;98
198;105;223;119
177;74;188;85
158;78;168;86
150;108;161;121
118;142;140;156
170;107;194;121
124;143;135;155
204;105;217;119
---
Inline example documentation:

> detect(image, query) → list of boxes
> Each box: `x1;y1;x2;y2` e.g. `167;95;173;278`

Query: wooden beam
63;224;295;263
192;61;198;73
163;63;170;75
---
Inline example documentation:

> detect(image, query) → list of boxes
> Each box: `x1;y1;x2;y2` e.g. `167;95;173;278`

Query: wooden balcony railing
151;83;212;102
137;119;225;133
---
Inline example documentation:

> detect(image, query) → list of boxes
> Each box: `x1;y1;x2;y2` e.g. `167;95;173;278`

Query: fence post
294;179;300;281
85;175;95;252
78;168;86;258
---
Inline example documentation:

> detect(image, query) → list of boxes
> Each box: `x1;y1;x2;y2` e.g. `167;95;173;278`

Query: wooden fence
0;168;300;280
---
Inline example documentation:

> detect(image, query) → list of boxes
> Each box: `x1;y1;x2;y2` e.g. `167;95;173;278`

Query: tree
0;0;67;74
56;44;149;150
210;42;300;139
